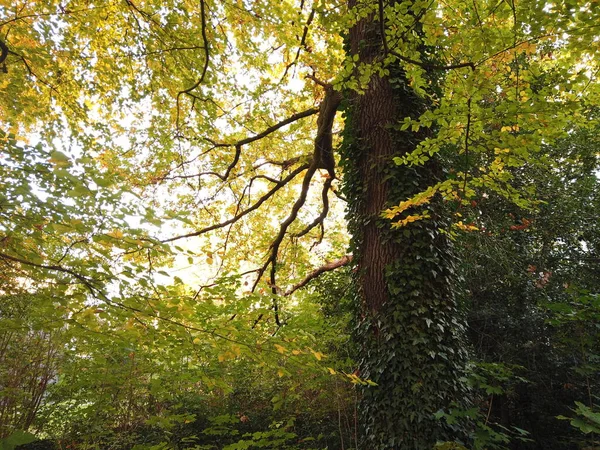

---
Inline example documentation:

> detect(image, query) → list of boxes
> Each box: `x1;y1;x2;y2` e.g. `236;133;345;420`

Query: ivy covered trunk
340;2;470;448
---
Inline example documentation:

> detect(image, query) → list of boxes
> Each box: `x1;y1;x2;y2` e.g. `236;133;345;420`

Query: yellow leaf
277;368;285;377
274;344;286;354
108;229;124;239
291;349;301;355
391;212;431;228
313;351;323;361
193;337;201;345
327;367;336;374
455;221;479;232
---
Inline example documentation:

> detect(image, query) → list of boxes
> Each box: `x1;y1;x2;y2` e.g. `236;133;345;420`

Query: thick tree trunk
340;2;470;448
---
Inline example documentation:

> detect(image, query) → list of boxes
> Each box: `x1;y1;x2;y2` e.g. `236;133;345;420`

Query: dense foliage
1;0;599;449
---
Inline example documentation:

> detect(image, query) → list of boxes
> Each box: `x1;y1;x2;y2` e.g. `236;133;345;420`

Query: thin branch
219;107;319;149
475;33;553;67
8;47;61;94
253;163;318;293
163;164;310;243
376;0;475;71
292;176;333;238
56;239;88;264
210;107;318;181
176;0;210;128
169;108;318;182
124;0;159;23
280;8;316;82
0;252;280;355
0;5;109;28
253;156;304;171
192;268;261;301
0;38;8;65
332;188;347;202
0;252;103;294
284;255;353;296
306;73;329;88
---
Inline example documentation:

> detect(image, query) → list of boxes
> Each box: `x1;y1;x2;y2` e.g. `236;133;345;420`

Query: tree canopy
1;0;599;448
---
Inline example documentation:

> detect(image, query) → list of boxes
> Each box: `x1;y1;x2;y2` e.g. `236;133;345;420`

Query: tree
340;4;471;447
457;127;600;449
1;0;599;448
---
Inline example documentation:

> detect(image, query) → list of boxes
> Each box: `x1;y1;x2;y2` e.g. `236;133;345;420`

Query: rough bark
341;2;470;448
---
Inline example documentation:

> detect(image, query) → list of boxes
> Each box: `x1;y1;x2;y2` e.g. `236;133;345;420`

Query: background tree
456;127;600;449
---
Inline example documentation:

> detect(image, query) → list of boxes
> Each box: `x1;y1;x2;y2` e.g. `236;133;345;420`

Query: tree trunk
340;2;470;448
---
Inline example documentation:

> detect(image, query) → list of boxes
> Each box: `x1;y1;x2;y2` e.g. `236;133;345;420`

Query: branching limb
176;0;210;128
163;163;310;243
251;81;343;324
168;80;343;326
284;255;353;296
253;164;318;293
211;107;319;180
377;0;475;71
280;8;316;82
292;176;333;238
0;251;104;295
169;108;318;182
251;162;320;325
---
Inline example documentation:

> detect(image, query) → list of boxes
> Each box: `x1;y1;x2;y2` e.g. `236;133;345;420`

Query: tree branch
163;163;310;243
253;156;304;171
0;251;103;295
211;107;318;180
169;108;318;182
376;0;475;71
389;50;476;71
292;176;333;238
280;8;316;82
253;164;318;293
250;82;343;326
0;38;8;65
219;107;320;149
284;255;353;296
176;0;211;128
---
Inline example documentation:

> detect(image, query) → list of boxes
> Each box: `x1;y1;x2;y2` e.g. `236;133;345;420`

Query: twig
280;8;316;82
390;50;476;71
376;0;475;71
168;108;318;182
163;164;310;242
176;0;211;128
0;251;103;295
